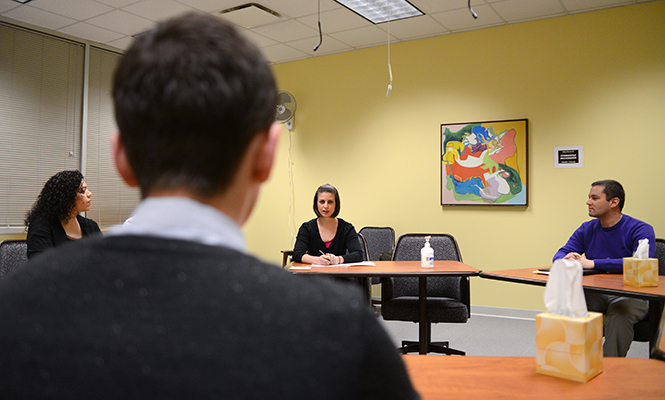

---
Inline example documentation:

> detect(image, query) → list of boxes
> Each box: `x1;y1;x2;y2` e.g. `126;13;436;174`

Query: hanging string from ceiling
313;0;323;51
386;10;392;97
468;0;478;19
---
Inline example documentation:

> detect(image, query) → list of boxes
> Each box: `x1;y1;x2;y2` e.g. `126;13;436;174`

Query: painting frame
441;118;528;206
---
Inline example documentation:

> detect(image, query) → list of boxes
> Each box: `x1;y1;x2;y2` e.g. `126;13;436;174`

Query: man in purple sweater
553;179;655;357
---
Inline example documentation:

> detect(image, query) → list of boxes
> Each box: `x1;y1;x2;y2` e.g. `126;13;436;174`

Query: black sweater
292;218;363;263
26;214;101;259
0;235;418;399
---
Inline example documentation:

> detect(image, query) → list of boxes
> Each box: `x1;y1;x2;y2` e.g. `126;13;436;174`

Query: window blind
85;47;140;228
0;23;84;231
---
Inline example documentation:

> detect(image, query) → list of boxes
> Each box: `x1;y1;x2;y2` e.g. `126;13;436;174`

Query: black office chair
633;238;665;343
359;226;395;309
359;226;395;262
355;233;371;303
0;239;28;278
381;233;469;355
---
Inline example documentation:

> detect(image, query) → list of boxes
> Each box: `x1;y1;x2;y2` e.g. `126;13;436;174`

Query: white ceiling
0;0;657;64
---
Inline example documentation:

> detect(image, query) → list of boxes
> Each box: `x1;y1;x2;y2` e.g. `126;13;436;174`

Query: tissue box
623;257;659;287
535;312;603;383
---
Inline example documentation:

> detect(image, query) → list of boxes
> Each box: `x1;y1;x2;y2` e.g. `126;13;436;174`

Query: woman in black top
292;184;363;265
25;170;101;259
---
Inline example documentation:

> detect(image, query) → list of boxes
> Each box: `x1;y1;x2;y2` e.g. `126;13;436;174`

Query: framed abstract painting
441;119;528;206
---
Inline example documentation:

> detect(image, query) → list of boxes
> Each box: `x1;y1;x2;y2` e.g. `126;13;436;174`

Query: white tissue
633;238;649;259
543;259;588;318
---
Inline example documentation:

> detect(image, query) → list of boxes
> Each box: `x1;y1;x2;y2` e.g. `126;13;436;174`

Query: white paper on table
312;261;376;268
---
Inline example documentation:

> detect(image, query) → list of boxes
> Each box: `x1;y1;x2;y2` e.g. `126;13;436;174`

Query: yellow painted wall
244;1;665;311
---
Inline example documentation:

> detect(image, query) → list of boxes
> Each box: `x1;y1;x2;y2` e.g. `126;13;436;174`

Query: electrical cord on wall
386;17;392;97
288;128;296;244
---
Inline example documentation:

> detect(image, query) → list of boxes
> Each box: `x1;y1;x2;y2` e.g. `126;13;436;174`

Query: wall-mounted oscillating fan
276;91;296;130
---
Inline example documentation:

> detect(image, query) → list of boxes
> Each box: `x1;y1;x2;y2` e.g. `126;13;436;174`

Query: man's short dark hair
112;12;277;198
313;184;341;218
592;179;625;211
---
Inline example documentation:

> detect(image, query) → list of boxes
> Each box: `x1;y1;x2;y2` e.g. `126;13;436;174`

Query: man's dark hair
112;12;277;198
592;179;625;211
25;170;85;226
313;184;341;218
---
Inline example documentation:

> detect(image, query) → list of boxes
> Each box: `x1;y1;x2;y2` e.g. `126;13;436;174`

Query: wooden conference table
402;355;665;400
289;260;480;354
480;268;665;354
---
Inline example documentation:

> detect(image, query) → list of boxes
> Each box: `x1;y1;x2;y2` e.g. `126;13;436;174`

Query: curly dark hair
25;170;85;227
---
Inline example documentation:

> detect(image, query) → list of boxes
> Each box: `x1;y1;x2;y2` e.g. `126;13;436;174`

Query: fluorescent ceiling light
335;0;424;24
12;0;33;3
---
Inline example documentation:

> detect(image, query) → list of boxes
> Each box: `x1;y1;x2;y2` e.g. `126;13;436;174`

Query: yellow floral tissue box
623;257;659;287
536;312;603;383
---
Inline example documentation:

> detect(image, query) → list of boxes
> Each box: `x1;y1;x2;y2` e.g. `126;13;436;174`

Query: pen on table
319;250;331;264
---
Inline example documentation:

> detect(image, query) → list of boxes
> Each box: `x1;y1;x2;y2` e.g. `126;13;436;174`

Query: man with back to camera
0;12;419;399
553;179;655;357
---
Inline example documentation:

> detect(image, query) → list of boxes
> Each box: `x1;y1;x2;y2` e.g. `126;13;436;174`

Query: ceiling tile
297;7;368;33
93;0;143;7
29;0;113;20
252;19;319;42
561;0;633;12
58;21;125;43
491;0;566;22
330;25;396;48
260;43;310;64
376;14;449;40
122;0;195;22
413;0;486;14
106;35;136;50
178;0;240;13
0;2;20;13
2;5;76;30
241;29;279;47
85;9;154;35
260;0;341;18
0;0;658;65
287;34;352;56
431;4;504;32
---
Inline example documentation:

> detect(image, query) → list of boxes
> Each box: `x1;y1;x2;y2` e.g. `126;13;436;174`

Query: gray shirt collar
107;196;246;253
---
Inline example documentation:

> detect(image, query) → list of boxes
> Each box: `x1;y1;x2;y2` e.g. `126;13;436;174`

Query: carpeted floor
379;306;650;358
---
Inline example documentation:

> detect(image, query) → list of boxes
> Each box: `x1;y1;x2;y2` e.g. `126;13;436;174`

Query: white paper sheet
311;261;376;268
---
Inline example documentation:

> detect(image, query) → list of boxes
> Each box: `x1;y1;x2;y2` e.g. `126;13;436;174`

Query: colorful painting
441;119;528;206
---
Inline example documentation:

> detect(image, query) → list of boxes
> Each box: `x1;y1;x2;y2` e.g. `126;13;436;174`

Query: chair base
398;340;465;355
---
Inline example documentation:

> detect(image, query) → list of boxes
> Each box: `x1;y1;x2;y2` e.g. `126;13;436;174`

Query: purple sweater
553;214;655;273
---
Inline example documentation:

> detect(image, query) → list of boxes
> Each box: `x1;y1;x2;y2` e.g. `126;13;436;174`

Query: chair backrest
0;240;28;278
356;233;369;261
387;234;466;302
392;233;462;263
359;226;395;261
655;238;665;276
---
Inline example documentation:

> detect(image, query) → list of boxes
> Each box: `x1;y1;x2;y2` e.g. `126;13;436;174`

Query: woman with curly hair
25;170;101;259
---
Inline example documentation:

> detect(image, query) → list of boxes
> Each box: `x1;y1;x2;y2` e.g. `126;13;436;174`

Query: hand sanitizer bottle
421;236;434;268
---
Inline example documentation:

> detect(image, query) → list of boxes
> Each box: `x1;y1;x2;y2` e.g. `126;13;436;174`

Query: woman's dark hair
313;184;341;218
25;170;84;227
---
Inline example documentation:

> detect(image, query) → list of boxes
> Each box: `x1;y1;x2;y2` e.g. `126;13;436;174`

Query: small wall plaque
554;146;583;168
